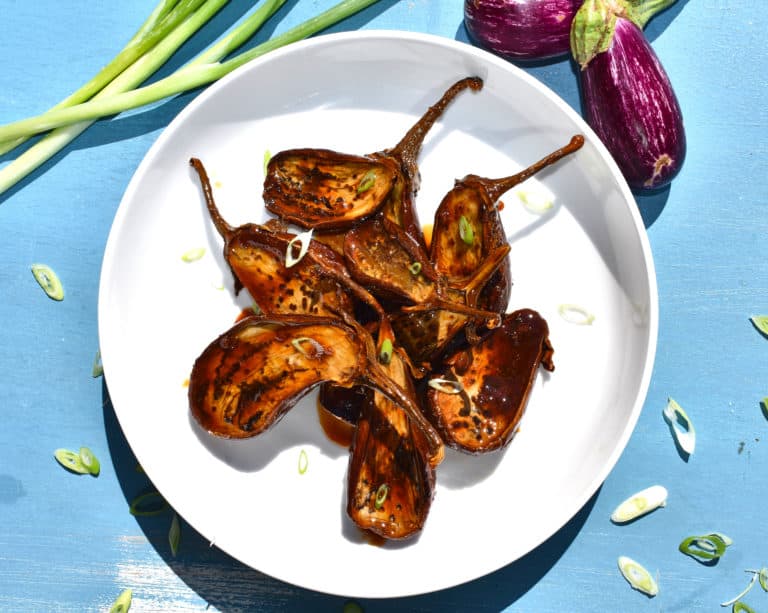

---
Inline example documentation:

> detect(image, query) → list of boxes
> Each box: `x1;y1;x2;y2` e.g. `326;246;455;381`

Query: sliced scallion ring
617;556;658;597
721;571;758;607
759;567;768;592
408;261;422;276
517;188;554;214
31;263;64;301
750;315;768;337
732;602;757;613
374;483;389;510
91;349;103;378
169;513;181;557
379;338;393;365
679;533;729;562
663;397;696;456
558;303;595;325
610;485;667;523
428;378;464;394
78;447;100;476
298;449;309;475
291;336;323;358
263;149;272;175
54;448;89;474
356;169;377;194
109;588;132;613
285;228;313;268
458;215;475;246
129;490;169;517
181;247;205;262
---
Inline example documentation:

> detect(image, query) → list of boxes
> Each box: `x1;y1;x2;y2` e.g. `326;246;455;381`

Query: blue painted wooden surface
1;1;766;611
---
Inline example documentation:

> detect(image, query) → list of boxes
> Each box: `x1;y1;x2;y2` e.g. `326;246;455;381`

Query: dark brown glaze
263;150;398;231
425;309;554;454
318;383;368;427
189;314;444;468
347;349;435;539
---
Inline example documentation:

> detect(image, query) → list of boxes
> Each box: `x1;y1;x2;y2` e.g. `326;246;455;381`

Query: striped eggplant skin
464;0;581;61
579;17;686;190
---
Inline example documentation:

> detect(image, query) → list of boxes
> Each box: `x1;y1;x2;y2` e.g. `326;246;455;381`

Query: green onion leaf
129;490;169;516
379;339;393;365
79;447;101;476
679;533;729;562
663;397;696;456
374;483;389;510
181;247;206;262
408;261;422;276
458;215;475;246
610;485;667;523
92;349;103;378
428;378;464;394
750;315;768;337
356;169;377;193
30;263;64;301
169;513;181;557
617;556;658;597
298;449;309;475
109;588;133;613
54;449;90;474
558;303;595;325
285;228;313;268
732;602;757;613
263;149;272;175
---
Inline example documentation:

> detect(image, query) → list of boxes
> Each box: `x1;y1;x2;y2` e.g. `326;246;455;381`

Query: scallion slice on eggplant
571;0;685;191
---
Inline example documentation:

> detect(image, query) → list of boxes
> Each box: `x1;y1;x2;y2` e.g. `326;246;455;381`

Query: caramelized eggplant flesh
425;309;554;454
347;350;435;540
263;150;397;230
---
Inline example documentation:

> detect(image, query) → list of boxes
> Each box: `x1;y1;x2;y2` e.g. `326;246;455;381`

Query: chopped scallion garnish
169;513;181;557
356;169;377;193
109;588;133;613
721;571;759;607
428;378;464;394
732;602;757;613
30;263;64;301
79;447;101;476
458;215;475;246
610;485;667;523
263;149;272;175
379;338;393;365
374;483;389;510
617;556;658;597
759;567;768;592
298;449;309;475
54;449;90;475
663;397;696;456
750;315;768;337
285;228;313;268
557;303;595;325
679;533;730;562
129;490;169;516
408;261;422;276
291;336;323;358
92;349;103;378
181;247;206;262
517;188;554;214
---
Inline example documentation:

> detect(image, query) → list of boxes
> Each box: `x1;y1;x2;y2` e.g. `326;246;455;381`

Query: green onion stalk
0;0;380;195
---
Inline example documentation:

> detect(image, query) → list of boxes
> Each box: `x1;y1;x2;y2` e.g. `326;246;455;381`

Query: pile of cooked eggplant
187;77;584;541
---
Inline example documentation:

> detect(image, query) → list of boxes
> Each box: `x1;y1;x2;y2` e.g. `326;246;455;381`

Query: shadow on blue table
103;383;595;612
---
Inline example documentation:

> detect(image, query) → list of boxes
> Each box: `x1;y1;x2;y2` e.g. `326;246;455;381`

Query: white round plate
98;31;657;598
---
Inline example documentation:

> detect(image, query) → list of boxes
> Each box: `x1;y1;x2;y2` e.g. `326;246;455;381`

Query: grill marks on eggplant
187;77;585;541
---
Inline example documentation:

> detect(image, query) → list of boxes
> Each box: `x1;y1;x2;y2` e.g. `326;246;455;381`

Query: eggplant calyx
626;0;679;30
570;0;619;69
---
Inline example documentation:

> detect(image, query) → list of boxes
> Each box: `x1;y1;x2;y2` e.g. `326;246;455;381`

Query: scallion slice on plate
285;228;313;268
617;556;658;596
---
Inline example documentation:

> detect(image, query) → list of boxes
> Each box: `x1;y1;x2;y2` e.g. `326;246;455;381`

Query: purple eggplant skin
578;16;686;191
464;0;581;61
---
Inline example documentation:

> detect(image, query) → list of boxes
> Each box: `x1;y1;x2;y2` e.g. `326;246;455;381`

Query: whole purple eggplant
465;0;582;61
571;0;685;190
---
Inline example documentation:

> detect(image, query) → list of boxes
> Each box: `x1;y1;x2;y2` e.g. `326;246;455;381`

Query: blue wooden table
1;1;766;611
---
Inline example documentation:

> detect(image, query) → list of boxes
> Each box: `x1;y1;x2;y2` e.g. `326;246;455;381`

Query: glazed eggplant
571;0;685;190
347;348;435;540
425;309;554;454
189;314;444;466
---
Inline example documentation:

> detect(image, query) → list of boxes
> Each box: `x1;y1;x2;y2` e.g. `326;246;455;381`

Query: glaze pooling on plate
98;31;657;598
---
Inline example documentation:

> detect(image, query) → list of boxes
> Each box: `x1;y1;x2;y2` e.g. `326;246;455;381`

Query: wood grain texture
1;0;767;611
